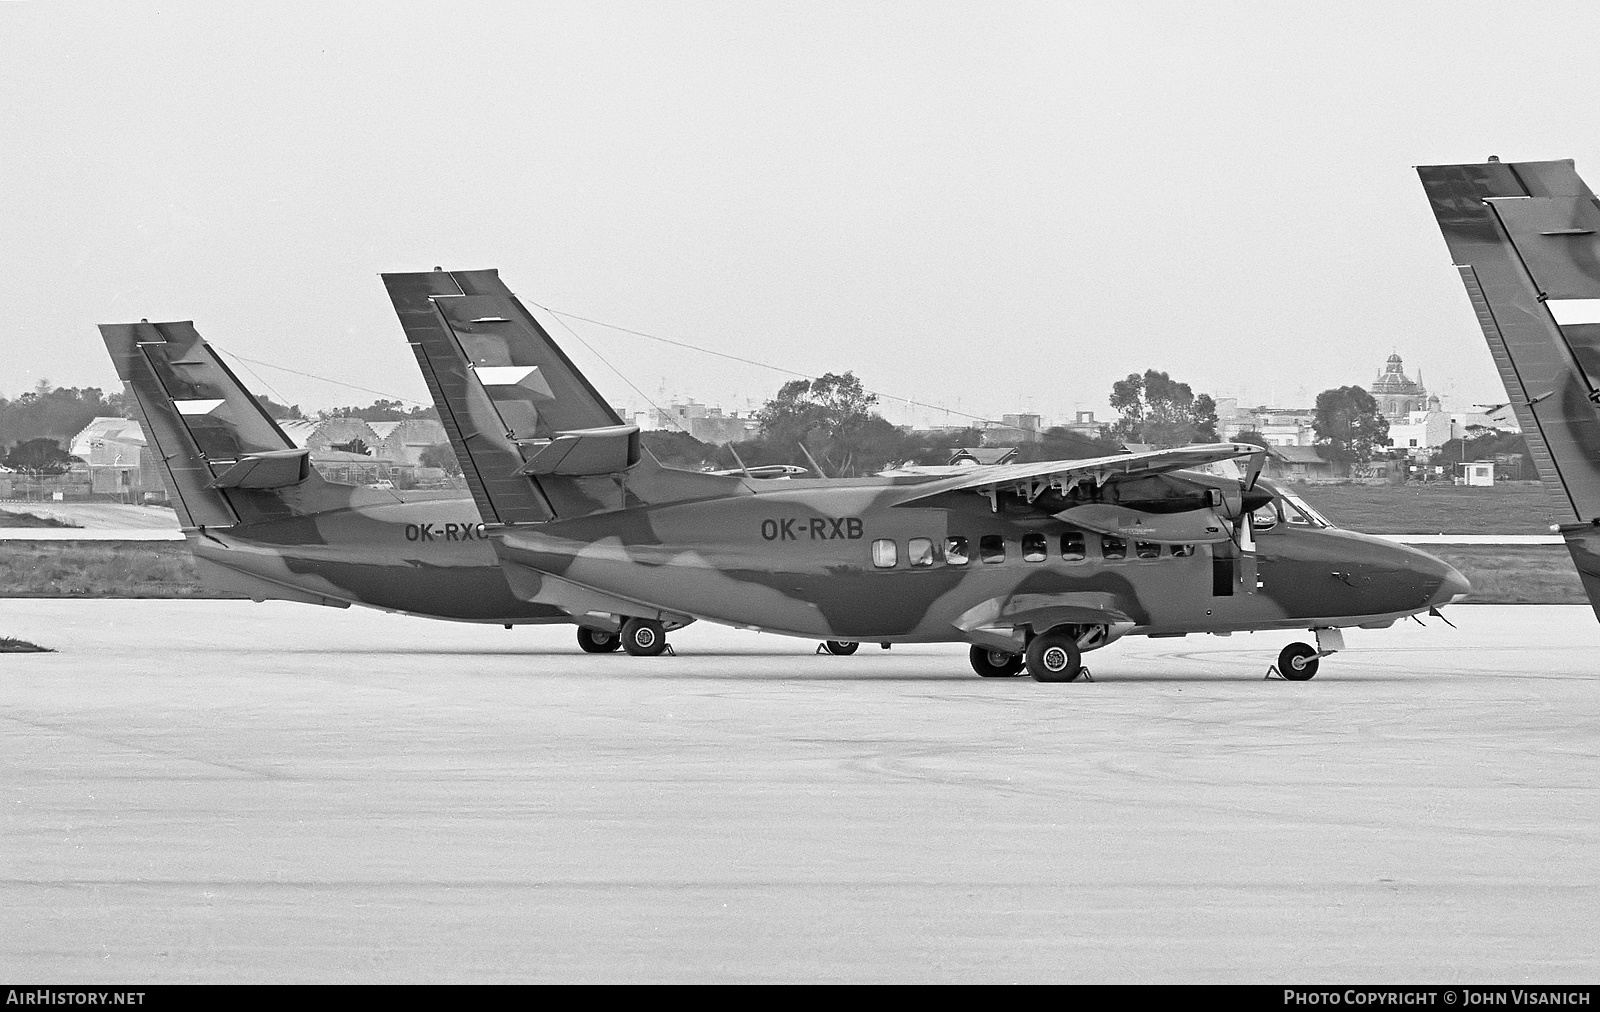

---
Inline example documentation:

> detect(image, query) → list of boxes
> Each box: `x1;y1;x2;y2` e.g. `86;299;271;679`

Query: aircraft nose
1430;562;1472;607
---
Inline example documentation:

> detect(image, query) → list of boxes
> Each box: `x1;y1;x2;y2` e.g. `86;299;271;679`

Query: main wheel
621;617;668;657
823;640;859;656
969;645;1025;678
1278;642;1319;680
1027;631;1083;682
576;627;621;653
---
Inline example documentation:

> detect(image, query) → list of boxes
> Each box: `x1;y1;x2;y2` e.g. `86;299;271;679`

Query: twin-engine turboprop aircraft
1417;157;1600;622
382;268;1469;680
100;320;584;632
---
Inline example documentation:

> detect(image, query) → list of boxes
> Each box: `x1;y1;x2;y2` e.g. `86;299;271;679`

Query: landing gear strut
621;617;669;657
969;645;1025;678
576;627;621;653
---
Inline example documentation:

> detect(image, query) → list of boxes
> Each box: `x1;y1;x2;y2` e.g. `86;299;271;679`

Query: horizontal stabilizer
206;448;311;489
514;425;641;476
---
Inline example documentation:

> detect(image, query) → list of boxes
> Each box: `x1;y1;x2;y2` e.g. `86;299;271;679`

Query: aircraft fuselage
490;480;1466;649
187;494;571;624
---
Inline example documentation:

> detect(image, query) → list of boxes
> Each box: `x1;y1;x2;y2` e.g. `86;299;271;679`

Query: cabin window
980;535;1006;564
1252;504;1279;531
872;539;897;568
907;537;935;568
1101;535;1127;560
1171;544;1195;557
944;536;969;565
1061;531;1085;560
1021;532;1047;562
1135;541;1160;559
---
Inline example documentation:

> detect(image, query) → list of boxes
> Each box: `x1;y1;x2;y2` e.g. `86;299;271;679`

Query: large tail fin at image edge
1418;158;1600;619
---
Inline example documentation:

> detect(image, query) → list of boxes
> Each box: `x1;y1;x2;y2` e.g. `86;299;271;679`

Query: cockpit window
1280;492;1332;528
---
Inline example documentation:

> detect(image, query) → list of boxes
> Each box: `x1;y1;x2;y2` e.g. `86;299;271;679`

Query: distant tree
1430;430;1532;478
1233;429;1271;449
320;399;437;422
2;438;81;475
1106;370;1219;447
1012;426;1125;463
1193;393;1219;442
916;427;987;454
1313;386;1390;465
254;394;303;420
330;438;371;456
754;371;880;475
0;383;122;450
641;430;721;471
419;441;461;475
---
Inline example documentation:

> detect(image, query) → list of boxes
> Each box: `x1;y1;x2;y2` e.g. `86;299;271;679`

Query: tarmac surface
2;600;1597;983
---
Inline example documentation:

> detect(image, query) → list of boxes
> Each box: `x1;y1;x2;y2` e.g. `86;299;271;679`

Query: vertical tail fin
100;320;339;528
383;269;644;523
1417;158;1600;618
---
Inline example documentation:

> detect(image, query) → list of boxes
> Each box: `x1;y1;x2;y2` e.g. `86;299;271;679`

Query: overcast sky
5;1;1599;427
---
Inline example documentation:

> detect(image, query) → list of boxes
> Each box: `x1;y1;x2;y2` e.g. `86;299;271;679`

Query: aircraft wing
893;443;1263;507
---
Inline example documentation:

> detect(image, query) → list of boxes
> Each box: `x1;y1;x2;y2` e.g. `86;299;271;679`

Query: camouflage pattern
99;320;573;625
1418;159;1600;620
388;269;1469;659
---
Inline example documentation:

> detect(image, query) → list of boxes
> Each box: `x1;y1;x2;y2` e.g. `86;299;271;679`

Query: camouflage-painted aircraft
100;320;614;642
1418;157;1600;621
383;268;1469;680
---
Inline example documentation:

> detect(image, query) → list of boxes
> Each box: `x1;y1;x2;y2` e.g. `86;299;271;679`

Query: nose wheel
820;640;859;655
1276;642;1320;680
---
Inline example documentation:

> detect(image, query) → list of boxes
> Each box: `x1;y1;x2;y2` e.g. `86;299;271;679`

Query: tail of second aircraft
383;269;744;527
1418;158;1600;619
101;320;355;530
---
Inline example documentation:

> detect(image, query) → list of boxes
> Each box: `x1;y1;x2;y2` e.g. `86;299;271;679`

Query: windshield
1280;491;1334;529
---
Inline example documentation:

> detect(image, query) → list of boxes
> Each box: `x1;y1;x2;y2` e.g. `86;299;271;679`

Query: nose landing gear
1276;642;1320;680
1274;629;1343;680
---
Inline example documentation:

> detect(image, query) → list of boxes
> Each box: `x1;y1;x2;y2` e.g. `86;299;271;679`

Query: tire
621;617;668;657
969;645;1025;678
1278;642;1319;680
1027;630;1083;683
823;640;859;656
577;627;620;653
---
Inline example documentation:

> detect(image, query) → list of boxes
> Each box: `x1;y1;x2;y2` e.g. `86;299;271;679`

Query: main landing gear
621;617;670;657
969;646;1025;678
1025;630;1083;683
821;640;859;656
576;627;621;653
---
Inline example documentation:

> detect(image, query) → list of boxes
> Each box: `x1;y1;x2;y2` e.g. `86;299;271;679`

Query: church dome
1372;353;1424;396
